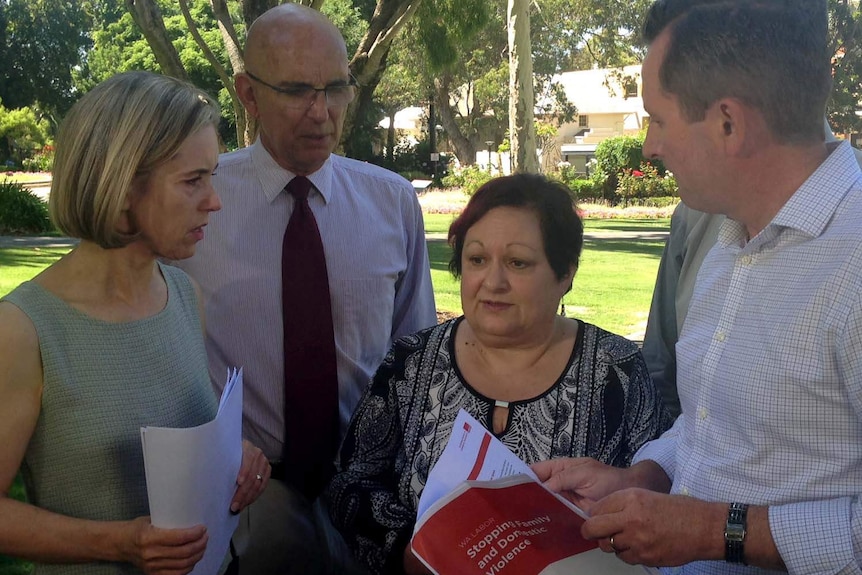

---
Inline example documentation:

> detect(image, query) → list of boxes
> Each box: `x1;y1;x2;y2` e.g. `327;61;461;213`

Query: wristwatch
724;502;749;564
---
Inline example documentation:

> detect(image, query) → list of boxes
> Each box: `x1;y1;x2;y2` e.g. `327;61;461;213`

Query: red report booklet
409;410;656;575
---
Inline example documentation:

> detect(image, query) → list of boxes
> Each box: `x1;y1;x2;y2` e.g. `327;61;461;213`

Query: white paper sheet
417;409;539;521
141;368;243;575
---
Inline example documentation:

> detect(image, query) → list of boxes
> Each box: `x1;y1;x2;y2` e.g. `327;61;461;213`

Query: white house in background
377;106;425;143
548;64;647;174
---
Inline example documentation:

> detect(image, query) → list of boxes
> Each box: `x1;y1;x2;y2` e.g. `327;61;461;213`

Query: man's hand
583;489;725;567
531;457;641;511
533;457;673;511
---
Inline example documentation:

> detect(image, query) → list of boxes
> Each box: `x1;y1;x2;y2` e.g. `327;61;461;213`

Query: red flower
632;170;644;177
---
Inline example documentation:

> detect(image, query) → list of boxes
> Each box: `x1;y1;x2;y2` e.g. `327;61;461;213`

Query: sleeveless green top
2;262;218;575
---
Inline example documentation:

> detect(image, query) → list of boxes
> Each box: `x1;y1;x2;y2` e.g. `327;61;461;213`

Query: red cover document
410;410;656;575
412;474;593;574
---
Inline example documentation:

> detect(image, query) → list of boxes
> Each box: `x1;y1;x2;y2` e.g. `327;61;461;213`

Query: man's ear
235;74;260;119
714;98;753;158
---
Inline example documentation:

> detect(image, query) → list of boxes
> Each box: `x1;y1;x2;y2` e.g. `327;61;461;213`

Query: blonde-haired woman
0;71;269;575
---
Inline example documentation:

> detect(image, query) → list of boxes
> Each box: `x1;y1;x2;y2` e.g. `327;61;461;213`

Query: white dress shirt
634;142;862;575
176;140;437;459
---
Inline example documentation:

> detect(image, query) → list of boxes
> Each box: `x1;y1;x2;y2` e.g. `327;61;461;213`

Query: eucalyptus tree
508;0;539;172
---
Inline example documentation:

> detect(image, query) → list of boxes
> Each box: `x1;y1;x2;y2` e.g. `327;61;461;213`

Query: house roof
550;65;646;116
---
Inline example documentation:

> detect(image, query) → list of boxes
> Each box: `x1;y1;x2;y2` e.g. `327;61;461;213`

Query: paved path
0;235;79;248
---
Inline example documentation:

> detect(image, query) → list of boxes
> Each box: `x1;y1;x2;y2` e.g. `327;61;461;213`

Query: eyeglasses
245;71;358;109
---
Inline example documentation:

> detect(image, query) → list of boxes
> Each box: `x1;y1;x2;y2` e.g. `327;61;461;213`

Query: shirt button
715;331;726;342
680;487;690;497
698;407;708;421
740;255;753;266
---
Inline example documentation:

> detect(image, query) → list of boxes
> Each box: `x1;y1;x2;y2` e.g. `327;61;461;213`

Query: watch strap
724;502;749;564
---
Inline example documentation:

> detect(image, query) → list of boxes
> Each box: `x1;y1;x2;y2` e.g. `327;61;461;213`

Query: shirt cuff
631;414;683;481
769;496;856;574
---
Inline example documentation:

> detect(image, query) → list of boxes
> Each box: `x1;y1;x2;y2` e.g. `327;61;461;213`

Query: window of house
625;81;638;98
578;115;589;127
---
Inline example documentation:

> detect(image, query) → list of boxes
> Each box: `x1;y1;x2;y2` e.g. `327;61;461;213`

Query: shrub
549;168;597;201
570;178;600;201
615;161;679;206
0;180;53;234
441;165;493;196
593;134;668;201
21;145;54;172
0;104;52;167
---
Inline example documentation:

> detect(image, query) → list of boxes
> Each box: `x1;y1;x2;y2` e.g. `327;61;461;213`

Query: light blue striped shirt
635;142;862;575
176;140;437;459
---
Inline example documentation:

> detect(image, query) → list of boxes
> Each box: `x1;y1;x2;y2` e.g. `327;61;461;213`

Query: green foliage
549;165;598;200
531;0;653;73
415;0;490;72
441;165;493;196
0;0;93;116
0;104;52;166
594;134;647;182
827;0;862;134
21;145;54;172
0;180;53;234
593;134;670;201
615;161;678;205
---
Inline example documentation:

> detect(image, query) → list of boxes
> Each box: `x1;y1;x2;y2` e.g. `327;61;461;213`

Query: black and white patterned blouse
327;317;672;575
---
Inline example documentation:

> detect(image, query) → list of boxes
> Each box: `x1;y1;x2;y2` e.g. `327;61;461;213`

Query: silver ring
609;535;617;553
255;473;263;481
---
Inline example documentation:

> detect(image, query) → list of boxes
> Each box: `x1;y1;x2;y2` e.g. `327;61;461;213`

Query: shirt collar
770;141;861;238
718;141;862;248
249;138;335;204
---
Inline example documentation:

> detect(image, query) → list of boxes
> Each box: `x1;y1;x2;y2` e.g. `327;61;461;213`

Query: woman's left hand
230;440;269;513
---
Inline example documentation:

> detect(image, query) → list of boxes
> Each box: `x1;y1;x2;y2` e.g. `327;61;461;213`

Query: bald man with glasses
175;4;436;574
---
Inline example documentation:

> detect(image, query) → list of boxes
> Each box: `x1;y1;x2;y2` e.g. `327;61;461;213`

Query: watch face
725;523;746;542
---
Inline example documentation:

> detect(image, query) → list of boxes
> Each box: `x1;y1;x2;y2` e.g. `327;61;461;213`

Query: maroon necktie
281;175;339;500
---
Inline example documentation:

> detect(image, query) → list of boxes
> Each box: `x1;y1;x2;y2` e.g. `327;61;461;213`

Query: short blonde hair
50;71;220;248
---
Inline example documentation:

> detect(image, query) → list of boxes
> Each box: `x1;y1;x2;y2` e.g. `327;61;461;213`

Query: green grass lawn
424;214;668;337
0;248;69;297
428;233;665;337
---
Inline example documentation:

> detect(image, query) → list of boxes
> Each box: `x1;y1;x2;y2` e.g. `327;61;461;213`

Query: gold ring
609;535;617;553
255;473;263;481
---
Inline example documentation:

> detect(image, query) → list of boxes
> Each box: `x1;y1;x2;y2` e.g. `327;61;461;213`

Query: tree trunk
507;0;538;173
210;0;255;144
239;0;277;32
434;77;477;166
124;0;188;80
386;107;397;165
343;0;424;146
179;0;249;148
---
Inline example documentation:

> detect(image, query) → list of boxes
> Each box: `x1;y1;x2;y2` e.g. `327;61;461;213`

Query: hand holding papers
411;409;657;575
141;368;244;575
